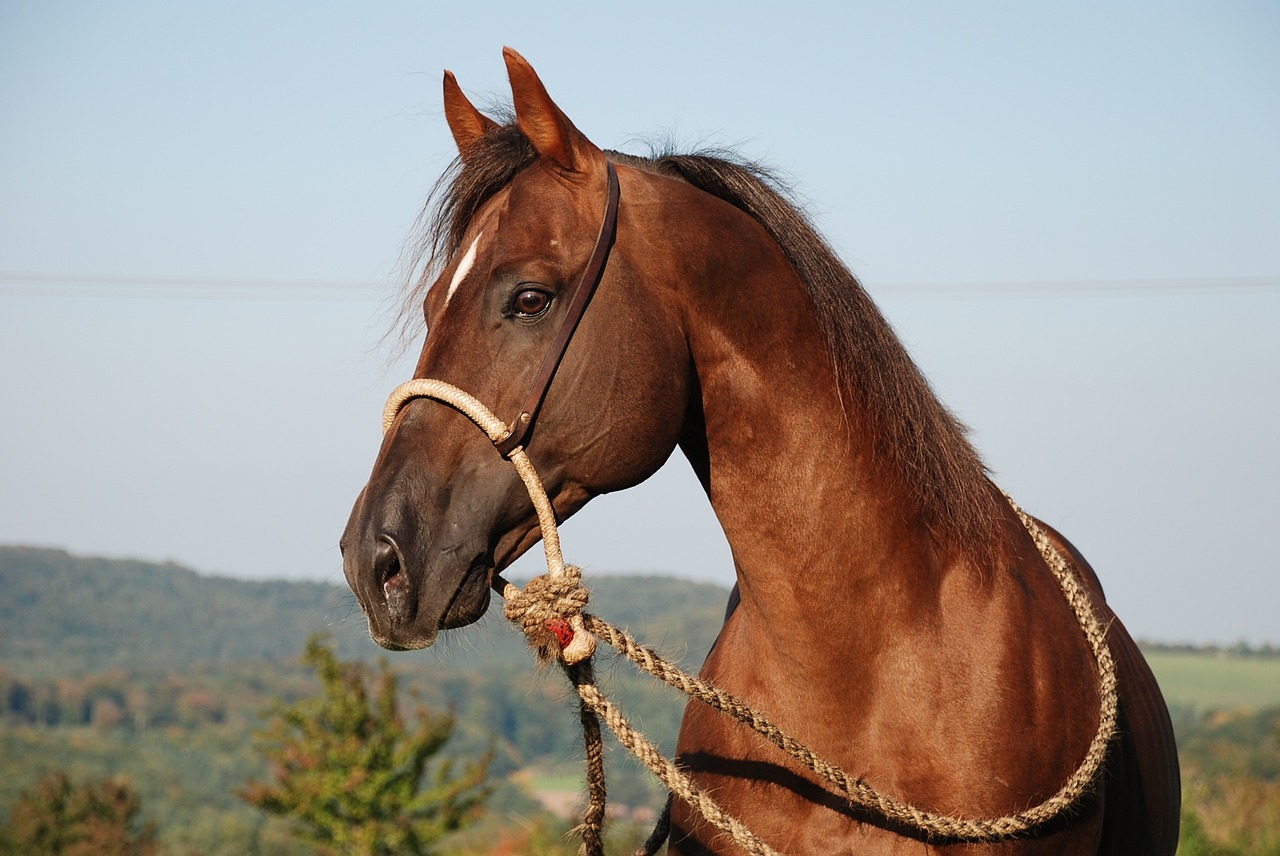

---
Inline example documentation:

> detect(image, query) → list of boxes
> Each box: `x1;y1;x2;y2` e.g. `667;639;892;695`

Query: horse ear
503;47;598;175
443;70;499;158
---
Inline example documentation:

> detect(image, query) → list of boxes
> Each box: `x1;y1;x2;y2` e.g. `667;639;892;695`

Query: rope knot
503;566;596;664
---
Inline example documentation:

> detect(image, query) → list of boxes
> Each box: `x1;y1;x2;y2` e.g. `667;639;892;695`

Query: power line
0;272;392;302
0;271;1276;301
869;276;1280;298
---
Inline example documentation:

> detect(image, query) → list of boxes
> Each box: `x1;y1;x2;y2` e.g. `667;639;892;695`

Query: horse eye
513;288;552;318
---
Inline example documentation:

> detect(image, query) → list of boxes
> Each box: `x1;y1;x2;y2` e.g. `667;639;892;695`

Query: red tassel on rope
545;617;575;650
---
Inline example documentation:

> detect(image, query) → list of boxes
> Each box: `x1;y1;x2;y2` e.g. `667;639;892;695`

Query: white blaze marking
444;232;482;307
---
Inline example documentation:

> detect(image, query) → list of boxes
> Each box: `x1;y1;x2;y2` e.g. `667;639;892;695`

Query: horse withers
341;48;1180;854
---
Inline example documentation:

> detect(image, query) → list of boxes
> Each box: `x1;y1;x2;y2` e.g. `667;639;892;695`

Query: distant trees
0;772;159;856
0;667;228;731
240;635;490;856
1175;707;1280;856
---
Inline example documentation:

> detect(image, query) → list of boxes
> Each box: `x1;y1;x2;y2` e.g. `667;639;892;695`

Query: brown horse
341;48;1179;854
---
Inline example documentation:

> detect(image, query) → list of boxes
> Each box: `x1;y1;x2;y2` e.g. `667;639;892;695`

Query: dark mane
402;124;1002;561
399;121;537;321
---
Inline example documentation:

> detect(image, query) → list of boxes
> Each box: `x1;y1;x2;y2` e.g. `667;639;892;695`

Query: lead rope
382;379;1118;854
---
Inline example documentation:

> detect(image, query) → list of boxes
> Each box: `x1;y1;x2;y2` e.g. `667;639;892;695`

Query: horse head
341;49;694;650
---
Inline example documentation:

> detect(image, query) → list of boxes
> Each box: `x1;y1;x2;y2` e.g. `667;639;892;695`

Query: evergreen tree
0;771;159;856
240;635;490;856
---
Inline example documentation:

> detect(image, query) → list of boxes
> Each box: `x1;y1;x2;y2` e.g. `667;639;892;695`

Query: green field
1145;649;1280;711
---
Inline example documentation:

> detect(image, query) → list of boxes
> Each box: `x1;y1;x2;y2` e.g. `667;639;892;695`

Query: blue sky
1;1;1277;645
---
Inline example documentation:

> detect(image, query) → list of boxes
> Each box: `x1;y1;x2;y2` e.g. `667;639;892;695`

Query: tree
240;635;490;856
0;771;159;856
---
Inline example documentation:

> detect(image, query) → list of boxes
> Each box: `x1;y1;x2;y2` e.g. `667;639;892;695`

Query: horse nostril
375;536;414;627
375;537;404;589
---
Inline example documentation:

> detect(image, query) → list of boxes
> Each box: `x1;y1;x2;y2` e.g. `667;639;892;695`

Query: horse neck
677;265;956;672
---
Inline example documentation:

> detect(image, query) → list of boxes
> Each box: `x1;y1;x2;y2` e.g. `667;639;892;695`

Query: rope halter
381;377;595;665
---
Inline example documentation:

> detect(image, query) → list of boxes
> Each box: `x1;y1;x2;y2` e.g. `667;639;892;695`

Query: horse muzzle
341;485;497;650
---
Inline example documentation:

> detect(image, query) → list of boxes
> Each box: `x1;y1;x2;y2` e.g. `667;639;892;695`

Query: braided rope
568;658;609;856
382;379;594;664
584;553;1116;841
572;673;779;856
382;379;562;571
380;378;1118;850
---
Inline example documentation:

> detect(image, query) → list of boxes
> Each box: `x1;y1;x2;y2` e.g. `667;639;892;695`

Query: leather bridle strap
494;162;620;458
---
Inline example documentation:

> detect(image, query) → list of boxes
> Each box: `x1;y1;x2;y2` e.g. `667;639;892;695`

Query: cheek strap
494;162;620;458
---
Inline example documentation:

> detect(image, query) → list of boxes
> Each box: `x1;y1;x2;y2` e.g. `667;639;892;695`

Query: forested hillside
0;546;731;853
0;546;729;674
2;545;1277;854
0;546;373;676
